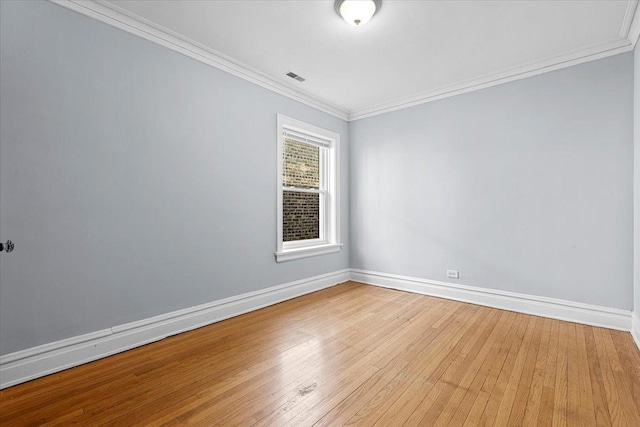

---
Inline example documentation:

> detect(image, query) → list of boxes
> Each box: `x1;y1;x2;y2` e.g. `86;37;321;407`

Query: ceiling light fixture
335;0;381;26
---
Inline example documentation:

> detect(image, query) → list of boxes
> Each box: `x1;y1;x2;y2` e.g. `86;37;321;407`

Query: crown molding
348;37;633;121
620;0;638;39
50;0;350;121
626;0;640;47
51;0;637;123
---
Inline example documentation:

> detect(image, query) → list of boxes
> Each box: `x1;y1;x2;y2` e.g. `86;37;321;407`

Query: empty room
1;0;639;425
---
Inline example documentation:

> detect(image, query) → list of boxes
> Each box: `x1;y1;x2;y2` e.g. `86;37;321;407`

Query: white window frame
276;114;341;262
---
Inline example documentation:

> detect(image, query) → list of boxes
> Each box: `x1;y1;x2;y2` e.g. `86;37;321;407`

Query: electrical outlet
447;270;459;279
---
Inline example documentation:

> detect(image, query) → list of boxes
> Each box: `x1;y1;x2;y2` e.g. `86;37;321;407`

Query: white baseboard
350;269;632;332
3;268;634;390
0;269;350;390
632;312;640;351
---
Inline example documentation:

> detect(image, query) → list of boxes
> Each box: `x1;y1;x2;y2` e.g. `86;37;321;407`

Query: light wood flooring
1;281;639;426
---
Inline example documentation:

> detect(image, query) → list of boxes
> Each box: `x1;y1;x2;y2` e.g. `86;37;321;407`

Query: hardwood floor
1;281;639;426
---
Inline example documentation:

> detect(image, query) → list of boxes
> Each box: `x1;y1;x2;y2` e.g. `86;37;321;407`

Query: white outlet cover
447;270;459;278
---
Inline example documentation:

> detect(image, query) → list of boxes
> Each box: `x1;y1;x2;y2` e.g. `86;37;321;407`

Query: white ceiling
89;0;637;119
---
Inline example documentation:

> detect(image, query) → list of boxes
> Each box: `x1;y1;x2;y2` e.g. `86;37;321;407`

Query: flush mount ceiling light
335;0;381;26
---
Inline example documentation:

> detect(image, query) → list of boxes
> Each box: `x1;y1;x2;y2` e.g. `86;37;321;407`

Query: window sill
275;243;343;263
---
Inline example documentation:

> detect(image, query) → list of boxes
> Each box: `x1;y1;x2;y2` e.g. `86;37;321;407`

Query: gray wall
0;0;349;355
635;45;640;315
350;53;633;310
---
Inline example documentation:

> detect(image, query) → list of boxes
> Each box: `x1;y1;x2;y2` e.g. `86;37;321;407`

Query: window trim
275;114;341;262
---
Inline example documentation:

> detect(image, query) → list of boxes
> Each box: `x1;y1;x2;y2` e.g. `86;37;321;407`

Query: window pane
283;139;319;189
283;191;320;242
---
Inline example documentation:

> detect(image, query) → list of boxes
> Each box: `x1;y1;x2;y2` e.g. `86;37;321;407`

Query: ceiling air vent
285;71;306;82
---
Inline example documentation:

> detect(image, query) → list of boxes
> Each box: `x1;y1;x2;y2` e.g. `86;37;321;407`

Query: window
276;114;341;262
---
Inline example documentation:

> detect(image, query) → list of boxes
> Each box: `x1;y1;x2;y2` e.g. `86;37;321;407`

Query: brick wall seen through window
283;139;320;241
